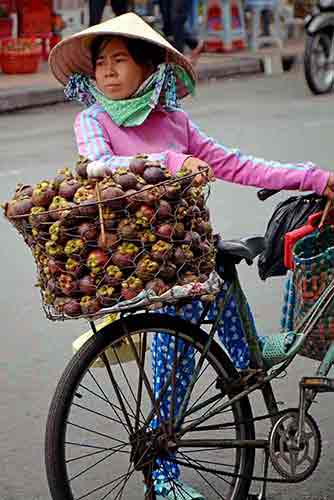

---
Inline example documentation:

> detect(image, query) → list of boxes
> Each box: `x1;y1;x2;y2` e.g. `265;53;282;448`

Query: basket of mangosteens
2;155;222;321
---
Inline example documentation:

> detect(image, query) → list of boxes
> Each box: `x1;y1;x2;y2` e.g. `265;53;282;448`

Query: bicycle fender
306;12;334;34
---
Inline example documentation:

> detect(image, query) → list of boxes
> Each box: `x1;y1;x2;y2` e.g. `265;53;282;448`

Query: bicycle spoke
100;352;134;434
66;421;128;446
76;468;135;500
179;451;232;493
135;332;148;433
73;402;132;428
69;443;130;482
111;340;147;426
67;443;128;464
86;370;134;433
121;323;169;435
79;383;142;424
144;341;194;430
109;461;134;500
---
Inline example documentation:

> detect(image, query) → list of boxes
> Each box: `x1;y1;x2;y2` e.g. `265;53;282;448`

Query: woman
49;13;334;499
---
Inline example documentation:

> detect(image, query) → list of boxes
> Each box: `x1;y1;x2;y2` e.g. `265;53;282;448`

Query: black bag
258;193;326;280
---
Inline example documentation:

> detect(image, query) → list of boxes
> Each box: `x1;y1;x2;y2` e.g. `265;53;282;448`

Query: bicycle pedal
301;376;334;392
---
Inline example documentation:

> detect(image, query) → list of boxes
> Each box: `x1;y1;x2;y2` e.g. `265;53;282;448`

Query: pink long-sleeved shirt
75;103;329;195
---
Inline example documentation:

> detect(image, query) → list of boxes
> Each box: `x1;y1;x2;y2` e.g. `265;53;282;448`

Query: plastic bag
258;193;326;280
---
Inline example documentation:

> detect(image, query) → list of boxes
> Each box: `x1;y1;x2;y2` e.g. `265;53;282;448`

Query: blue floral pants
150;283;259;487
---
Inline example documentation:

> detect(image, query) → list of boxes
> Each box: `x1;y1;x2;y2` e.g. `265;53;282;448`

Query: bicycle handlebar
257;189;280;201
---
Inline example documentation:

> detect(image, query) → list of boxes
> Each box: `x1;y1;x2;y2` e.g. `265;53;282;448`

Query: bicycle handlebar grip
257;189;279;201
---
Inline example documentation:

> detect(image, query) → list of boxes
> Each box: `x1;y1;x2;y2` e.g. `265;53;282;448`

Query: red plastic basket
0;37;41;74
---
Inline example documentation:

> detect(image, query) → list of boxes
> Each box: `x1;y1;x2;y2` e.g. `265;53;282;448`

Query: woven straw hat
49;12;196;98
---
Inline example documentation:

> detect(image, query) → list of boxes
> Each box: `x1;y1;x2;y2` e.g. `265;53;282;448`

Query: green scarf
89;71;158;127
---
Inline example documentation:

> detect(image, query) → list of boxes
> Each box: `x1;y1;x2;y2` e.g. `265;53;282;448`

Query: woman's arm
173;111;330;196
74;110;189;176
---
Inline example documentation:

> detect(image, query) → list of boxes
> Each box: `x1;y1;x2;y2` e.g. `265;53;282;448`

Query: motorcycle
304;0;334;94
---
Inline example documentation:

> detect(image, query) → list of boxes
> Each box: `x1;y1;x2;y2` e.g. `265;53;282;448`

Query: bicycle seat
216;236;266;264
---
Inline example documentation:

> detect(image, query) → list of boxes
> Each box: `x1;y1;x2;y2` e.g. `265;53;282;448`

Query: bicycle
44;189;334;500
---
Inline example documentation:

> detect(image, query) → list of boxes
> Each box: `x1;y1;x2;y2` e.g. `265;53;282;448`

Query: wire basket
3;158;221;322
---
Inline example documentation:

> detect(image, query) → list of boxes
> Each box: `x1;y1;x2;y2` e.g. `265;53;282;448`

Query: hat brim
49;12;196;99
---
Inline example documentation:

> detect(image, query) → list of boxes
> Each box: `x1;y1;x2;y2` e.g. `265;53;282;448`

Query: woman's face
94;38;152;100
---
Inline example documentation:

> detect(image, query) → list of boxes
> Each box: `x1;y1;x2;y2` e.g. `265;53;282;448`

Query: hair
91;35;166;71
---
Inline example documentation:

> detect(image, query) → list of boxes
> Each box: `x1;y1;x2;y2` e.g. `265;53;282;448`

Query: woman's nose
104;60;117;77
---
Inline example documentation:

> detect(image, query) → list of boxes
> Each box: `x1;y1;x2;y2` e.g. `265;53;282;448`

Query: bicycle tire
45;313;255;500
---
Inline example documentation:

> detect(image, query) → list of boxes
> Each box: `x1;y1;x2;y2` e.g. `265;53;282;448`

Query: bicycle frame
171;259;334;444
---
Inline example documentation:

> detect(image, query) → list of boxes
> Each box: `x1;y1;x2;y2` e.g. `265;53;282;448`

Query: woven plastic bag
291;225;334;360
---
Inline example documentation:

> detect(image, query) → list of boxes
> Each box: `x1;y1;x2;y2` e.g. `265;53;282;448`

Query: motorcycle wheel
304;30;334;95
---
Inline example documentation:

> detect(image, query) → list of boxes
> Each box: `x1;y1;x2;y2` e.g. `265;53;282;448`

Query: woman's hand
323;173;334;200
182;157;215;185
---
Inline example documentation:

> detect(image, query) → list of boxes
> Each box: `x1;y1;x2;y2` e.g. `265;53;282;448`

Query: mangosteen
184;231;201;249
141;230;157;246
136;205;155;221
48;196;71;221
75;156;89;178
80;296;101;315
74;186;97;216
174;245;194;265
158;263;177;281
100;186;125;210
156;200;172;220
48;257;64;275
64;239;85;257
129;155;148;176
77;222;98;242
113;169;138;190
87;249;110;274
143;164;168;184
54;296;71;314
173;223;186;241
151;240;172;262
65;257;83;277
96;285;117;306
102;208;118;230
54;168;73;189
7;196;33;218
155;223;173;241
117;219;138;240
14;184;33;198
121;277;144;300
135;185;161;206
29;206;49;227
32;181;55;208
45;241;64;258
63;299;82;317
58;273;78;296
59;178;80;201
136;256;159;281
105;264;123;287
79;275;96;295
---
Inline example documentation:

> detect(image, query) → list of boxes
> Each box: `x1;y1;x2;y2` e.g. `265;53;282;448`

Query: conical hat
49;12;196;99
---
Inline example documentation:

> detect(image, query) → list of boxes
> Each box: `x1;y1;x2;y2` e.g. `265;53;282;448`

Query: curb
0;57;263;114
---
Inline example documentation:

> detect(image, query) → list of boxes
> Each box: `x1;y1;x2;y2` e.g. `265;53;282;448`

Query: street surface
1;67;334;500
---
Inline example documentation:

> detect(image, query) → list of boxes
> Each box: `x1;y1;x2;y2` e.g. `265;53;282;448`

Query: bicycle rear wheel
45;313;255;500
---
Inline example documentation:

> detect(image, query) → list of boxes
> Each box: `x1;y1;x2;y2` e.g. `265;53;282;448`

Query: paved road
1;67;334;500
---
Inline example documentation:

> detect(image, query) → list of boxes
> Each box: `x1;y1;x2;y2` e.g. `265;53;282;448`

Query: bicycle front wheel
45;313;255;500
